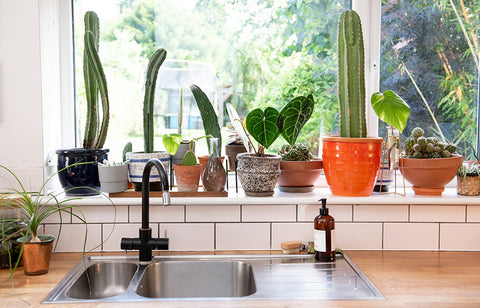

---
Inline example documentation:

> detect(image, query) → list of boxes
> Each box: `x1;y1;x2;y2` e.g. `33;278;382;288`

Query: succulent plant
404;127;457;159
278;143;313;161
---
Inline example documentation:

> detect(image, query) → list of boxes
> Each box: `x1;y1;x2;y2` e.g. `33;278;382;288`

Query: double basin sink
43;254;383;303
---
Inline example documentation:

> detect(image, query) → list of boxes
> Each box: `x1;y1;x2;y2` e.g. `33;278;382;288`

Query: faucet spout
121;158;170;262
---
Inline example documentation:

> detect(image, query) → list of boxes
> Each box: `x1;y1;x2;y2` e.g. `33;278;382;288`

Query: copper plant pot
399;154;463;195
19;235;54;276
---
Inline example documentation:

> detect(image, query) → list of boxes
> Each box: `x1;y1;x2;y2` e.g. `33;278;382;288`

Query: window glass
380;0;479;159
73;0;350;160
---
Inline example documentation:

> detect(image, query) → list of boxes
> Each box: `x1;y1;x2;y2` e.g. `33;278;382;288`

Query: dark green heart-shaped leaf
278;94;315;146
162;133;182;155
371;90;410;133
246;107;280;149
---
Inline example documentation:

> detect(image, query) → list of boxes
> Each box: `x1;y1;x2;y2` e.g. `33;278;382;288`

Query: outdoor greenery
73;0;479;158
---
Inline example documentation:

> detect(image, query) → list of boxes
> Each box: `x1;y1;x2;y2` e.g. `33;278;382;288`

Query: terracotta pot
237;153;281;196
19;235;54;276
198;155;225;174
126;151;170;191
277;159;323;192
174;164;202;192
322;136;383;197
225;144;247;171
400;154;462;195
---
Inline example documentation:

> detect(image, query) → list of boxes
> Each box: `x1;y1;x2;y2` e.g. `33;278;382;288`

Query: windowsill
69;187;478;206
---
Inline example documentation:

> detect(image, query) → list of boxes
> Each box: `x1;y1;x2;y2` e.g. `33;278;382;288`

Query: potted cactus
276;94;323;192
57;11;110;196
173;136;210;192
457;162;480;196
400;127;462;195
126;48;170;191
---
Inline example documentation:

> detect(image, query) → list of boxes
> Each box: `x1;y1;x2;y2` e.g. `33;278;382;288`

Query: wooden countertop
1;250;480;307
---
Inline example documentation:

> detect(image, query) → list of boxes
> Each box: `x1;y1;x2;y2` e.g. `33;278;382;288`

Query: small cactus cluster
279;143;313;161
404;127;457;159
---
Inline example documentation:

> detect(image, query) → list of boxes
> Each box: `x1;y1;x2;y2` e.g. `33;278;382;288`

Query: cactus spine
83;11;109;149
143;48;167;153
338;10;366;138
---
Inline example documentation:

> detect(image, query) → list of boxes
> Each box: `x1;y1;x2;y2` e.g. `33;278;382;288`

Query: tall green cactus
83;11;109;149
338;10;366;138
143;48;167;153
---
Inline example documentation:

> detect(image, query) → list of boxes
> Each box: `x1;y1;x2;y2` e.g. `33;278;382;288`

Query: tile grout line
214;223;217;250
382;222;384;250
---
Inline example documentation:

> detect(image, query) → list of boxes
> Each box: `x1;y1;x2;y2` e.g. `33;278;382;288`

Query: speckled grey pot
237;153;281;196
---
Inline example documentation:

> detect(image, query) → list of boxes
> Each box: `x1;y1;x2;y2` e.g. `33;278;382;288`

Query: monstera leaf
245;107;280;150
371;90;410;133
277;94;315;146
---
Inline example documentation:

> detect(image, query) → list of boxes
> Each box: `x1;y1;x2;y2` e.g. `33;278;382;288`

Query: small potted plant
0;219;24;269
276;94;322;192
237;107;282;196
399;127;462;195
172;136;210;192
98;159;129;193
126;48;170;191
57;11;110;196
457;162;480;196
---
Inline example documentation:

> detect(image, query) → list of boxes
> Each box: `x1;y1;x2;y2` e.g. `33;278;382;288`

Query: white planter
98;164;129;193
126;151;170;190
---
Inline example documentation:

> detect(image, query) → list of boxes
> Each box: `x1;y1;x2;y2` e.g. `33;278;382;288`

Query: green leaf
371;90;411;133
246;107;280;149
162;133;183;155
182;150;197;166
278;94;315;146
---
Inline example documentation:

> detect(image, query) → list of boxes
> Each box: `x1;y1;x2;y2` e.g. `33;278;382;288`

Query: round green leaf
246;107;280;149
371;90;410;133
278;94;315;146
162;133;182;155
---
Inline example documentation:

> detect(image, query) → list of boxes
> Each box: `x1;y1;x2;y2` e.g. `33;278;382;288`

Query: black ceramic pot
56;148;109;196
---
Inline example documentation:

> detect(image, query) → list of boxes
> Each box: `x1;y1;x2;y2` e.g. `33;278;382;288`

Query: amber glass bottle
314;198;335;262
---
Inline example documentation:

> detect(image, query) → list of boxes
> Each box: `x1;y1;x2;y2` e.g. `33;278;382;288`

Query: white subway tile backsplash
410;205;465;222
271;223;312;249
160;223;214;251
73;205;128;223
298;204;352;222
102;223;158;251
216;223;270;250
242;205;295;222
440;224;480;251
130;205;184;223
186;205;240;222
336;223;382;250
384;223;439;250
354;205;408;222
44;223;102;252
43;208;71;224
467;206;480;222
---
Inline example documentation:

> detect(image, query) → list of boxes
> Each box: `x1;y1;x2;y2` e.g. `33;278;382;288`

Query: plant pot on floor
98;164;129;193
56;148;109;196
237;153;281;196
322;136;383;197
174;164;202;192
400;154;462;195
277;159;323;193
18;235;55;276
126;152;170;191
225;144;247;171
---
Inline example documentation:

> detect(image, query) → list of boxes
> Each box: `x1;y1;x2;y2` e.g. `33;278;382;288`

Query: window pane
380;0;479;159
73;0;350;160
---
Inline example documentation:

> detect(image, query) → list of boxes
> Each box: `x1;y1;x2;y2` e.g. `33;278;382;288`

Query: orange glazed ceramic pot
399;154;462;195
277;159;323;188
322;136;383;197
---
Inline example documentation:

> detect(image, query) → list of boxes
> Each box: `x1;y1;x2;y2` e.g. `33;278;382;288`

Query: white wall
0;0;45;191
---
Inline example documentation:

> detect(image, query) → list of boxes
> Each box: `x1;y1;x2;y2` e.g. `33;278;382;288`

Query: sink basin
136;260;256;298
66;262;138;299
43;254;384;303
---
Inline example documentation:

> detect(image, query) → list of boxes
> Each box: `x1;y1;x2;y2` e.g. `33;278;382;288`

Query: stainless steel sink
136;260;256;298
43;254;384;303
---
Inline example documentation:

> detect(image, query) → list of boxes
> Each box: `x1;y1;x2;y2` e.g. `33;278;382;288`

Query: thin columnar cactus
83;11;109;149
338;10;366;138
178;88;184;136
143;48;167;153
